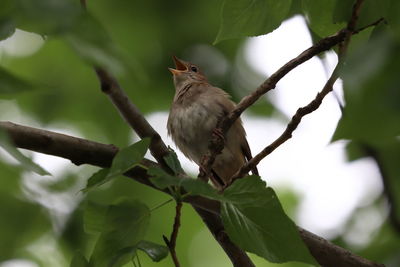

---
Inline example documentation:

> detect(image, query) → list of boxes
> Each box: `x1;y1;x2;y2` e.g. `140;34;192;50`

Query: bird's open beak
168;56;187;75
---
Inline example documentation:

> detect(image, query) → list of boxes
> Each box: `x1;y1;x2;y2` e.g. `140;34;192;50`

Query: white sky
0;16;386;265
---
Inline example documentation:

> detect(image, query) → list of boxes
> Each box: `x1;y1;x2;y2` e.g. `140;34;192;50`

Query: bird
167;56;258;188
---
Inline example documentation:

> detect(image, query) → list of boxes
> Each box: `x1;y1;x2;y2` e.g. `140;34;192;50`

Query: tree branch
92;68;255;266
163;201;182;267
199;0;384;181
229;69;339;182
198;28;348;180
0;121;384;267
94;68;170;169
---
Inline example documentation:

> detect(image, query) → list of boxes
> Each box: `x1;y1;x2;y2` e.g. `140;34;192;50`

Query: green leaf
8;0;124;73
64;12;125;74
371;142;400;218
89;198;150;267
333;0;390;29
163;150;183;175
180;178;224;201
0;129;50;176
83;138;150;191
148;167;181;189
137;240;169;262
0;67;36;97
148;167;223;201
0;17;15;40
83;201;108;234
302;0;345;37
221;176;316;264
70;252;89;267
214;0;292;43
0;193;52;261
13;0;82;35
108;138;150;178
83;168;110;193
332;32;400;144
44;174;77;192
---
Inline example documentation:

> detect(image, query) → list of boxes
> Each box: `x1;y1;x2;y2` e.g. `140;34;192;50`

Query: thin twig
0;121;384;267
229;70;339;182
198;0;384;182
353;17;386;35
230;0;366;181
164;201;182;267
197;28;348;180
228;0;370;183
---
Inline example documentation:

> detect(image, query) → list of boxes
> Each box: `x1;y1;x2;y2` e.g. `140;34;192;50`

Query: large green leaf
64;12;125;74
14;0;82;35
83;138;150;191
0;193;52;261
83;200;108;234
302;0;345;37
333;32;400;144
214;0;292;43
5;0;124;73
89;198;150;267
221;176;316;264
0;129;50;176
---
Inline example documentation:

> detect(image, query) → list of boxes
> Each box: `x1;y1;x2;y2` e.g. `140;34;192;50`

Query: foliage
0;0;400;266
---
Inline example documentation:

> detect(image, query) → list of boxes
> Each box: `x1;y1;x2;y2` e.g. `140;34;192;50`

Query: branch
199;0;384;181
229;69;339;182
94;68;170;169
228;0;374;183
198;28;348;180
0;121;384;267
163;201;182;267
92;68;255;266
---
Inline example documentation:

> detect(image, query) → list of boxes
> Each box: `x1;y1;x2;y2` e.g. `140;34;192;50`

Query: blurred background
0;0;399;266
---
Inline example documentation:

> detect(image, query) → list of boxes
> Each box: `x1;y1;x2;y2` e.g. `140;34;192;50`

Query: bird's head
169;56;207;90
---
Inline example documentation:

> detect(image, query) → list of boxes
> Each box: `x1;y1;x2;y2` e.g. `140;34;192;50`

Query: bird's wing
240;135;259;176
212;87;259;176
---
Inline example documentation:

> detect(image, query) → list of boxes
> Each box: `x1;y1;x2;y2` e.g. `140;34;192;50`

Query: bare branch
353;17;386;35
229;70;339;182
199;0;385;182
228;0;372;182
93;67;257;266
163;201;183;267
299;227;383;267
94;68;170;168
198;28;348;180
0;121;384;267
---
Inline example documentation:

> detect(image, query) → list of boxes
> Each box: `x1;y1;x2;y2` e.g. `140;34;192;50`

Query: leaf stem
150;198;173;212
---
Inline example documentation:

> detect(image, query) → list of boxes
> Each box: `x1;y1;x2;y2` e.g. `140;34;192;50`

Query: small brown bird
167;56;258;187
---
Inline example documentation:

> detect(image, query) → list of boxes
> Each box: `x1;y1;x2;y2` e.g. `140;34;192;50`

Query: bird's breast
168;101;219;163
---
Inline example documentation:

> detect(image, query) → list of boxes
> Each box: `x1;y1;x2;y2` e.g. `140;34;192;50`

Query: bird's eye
190;66;198;72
